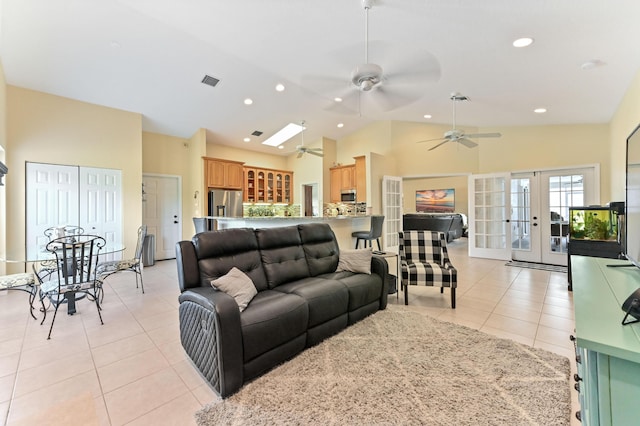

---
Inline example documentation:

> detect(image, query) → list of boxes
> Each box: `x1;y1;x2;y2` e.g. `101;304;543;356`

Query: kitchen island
208;215;371;250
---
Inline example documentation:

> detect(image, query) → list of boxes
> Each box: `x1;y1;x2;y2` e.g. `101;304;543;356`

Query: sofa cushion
319;270;383;311
274;277;349;328
256;226;310;288
298;223;340;276
210;267;257;312
337;248;372;274
240;290;309;362
193;228;269;291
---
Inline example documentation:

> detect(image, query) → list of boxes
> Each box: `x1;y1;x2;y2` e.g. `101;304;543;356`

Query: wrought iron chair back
39;234;106;339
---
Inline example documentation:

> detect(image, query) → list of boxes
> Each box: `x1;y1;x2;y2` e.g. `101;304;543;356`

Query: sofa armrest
178;286;244;398
371;256;389;309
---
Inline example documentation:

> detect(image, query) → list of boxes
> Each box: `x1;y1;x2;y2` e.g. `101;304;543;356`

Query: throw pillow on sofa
210;267;257;312
336;248;372;274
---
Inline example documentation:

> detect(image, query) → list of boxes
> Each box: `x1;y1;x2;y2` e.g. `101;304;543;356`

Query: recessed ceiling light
334;97;343;103
275;83;285;92
423;114;432;119
534;108;547;114
513;37;534;48
244;98;253;105
278;145;284;150
243;137;251;142
337;123;344;128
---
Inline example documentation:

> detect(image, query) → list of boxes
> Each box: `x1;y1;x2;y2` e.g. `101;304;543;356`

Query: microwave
341;190;356;203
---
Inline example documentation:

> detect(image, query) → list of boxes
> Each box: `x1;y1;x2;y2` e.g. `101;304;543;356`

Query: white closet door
79;167;122;244
26;163;123;261
26;163;79;260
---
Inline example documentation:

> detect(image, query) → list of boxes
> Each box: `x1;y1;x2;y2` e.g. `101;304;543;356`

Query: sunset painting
416;189;455;213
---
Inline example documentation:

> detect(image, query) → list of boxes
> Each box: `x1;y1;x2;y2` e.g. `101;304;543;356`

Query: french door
510;169;597;265
468;173;511;260
382;175;403;252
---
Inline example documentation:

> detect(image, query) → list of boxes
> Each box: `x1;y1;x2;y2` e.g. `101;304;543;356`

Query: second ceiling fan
418;93;502;151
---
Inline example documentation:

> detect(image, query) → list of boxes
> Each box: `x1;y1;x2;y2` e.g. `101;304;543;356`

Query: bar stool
352;215;385;250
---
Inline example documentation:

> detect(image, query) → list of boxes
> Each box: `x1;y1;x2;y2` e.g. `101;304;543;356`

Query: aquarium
569;206;619;242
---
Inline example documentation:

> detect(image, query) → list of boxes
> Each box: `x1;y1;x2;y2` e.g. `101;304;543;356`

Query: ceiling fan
295;121;324;158
304;0;440;114
418;93;502;151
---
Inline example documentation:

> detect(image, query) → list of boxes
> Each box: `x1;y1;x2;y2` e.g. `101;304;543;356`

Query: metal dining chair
96;225;147;293
44;225;85;241
38;234;106;339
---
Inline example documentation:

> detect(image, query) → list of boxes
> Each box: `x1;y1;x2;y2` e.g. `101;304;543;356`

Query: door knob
533;223;538;226
174;220;179;224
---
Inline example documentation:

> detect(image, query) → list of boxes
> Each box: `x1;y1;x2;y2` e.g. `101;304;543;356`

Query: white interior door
510;172;542;262
26;163;79;260
142;174;181;260
382;175;403;253
468;173;511;260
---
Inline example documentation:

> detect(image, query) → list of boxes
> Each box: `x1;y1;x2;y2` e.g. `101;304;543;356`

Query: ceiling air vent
201;75;220;87
251;130;263;137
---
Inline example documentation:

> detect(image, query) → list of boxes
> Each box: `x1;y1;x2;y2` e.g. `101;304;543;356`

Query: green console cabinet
572;256;640;425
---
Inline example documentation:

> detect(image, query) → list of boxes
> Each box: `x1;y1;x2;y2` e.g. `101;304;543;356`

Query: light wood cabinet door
330;168;342;202
205;158;244;190
226;162;244;190
244;168;256;202
340;166;354;190
354;156;366;202
207;160;226;188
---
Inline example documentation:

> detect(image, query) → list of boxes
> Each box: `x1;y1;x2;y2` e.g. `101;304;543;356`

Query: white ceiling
2;0;640;155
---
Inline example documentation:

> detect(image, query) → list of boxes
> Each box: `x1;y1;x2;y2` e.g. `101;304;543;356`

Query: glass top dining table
1;243;126;264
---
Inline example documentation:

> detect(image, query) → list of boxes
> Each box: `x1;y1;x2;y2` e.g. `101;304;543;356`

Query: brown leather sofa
175;223;388;398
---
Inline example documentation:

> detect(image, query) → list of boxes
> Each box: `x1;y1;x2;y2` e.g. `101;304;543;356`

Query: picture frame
416;188;455;213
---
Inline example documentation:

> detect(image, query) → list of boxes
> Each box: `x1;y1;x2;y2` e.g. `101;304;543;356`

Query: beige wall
610;70;640;201
0;62;6;271
206;142;288;170
402;176;469;215
142;130;208;239
6;87;143;261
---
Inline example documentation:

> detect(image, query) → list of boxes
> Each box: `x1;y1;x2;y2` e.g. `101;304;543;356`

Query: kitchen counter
206;215;372;249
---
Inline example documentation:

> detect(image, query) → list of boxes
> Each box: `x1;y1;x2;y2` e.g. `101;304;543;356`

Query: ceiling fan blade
428;140;451;151
417;137;447;144
458;138;478;148
296;151;304;158
307;151;324;157
464;132;502;139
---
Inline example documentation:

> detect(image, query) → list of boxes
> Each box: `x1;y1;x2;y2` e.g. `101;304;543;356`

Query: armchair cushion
210;267;258;312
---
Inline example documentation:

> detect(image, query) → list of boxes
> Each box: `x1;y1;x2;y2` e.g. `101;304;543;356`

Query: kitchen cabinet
204;157;244;190
244;166;293;203
330;158;366;203
354;155;366;202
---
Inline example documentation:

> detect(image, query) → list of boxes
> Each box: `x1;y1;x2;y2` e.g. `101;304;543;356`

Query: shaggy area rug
196;306;571;425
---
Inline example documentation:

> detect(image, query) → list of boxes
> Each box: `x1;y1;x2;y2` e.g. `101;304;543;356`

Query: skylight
262;123;305;147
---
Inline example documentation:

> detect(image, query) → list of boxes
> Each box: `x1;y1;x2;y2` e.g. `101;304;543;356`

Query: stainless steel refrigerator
208;189;243;217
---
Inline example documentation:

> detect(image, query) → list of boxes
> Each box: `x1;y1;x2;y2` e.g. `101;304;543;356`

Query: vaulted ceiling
2;0;640;155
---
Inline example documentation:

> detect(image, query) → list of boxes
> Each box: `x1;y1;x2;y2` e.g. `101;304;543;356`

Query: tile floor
0;238;579;425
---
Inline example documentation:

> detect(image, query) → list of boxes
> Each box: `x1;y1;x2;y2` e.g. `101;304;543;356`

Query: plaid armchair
398;230;456;308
